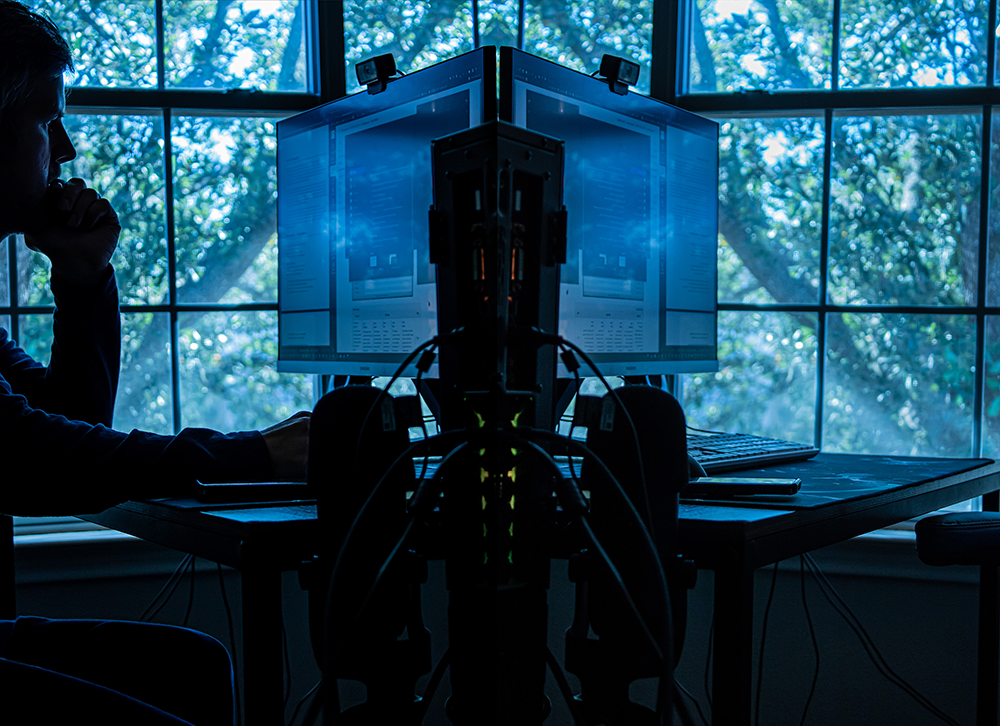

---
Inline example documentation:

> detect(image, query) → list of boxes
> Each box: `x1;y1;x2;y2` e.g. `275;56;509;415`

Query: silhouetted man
0;2;310;723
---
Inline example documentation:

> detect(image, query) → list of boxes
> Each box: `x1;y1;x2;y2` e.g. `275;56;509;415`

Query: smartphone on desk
683;477;802;499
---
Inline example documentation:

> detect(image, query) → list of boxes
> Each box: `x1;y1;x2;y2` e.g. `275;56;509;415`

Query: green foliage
13;1;992;456
687;1;988;456
840;0;987;88
829;114;980;307
692;0;834;92
523;0;654;94
31;0;158;88
343;1;476;93
28;1;314;433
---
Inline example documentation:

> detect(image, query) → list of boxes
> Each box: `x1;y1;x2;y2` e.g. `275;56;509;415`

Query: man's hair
0;0;73;130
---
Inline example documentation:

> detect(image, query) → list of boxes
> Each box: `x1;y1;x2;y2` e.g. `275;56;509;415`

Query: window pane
524;0;653;96
0;316;8;334
116;312;173;435
344;1;475;95
165;0;308;91
172;115;278;304
689;0;833;93
984;316;1000;459
717;116;824;304
681;311;818;443
987;111;1000;306
823;313;975;456
179;311;313;432
479;0;518;48
17;314;53;366
16;237;51;308
63;113;168;306
828;113;981;306
35;0;157;88
840;0;988;88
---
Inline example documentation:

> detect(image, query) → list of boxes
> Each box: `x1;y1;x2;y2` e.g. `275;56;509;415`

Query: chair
305;385;430;725
915;510;1000;726
565;385;694;724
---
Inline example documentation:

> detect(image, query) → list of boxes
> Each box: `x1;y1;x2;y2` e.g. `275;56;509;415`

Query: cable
798;556;821;726
324;443;469;725
139;553;193;622
556;338;656;547
545;646;587;725
754;562;780;726
287;678;323;726
673;678;709;726
181;555;196;627
413;648;451;723
802;554;961;726
217;562;241;726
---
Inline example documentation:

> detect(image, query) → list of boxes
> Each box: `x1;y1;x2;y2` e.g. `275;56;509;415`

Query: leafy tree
18;0;313;434
687;0;990;456
9;0;990;456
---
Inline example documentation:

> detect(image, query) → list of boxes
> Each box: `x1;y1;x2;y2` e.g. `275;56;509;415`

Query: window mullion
155;0;166;91
974;104;993;458
990;0;998;88
815;108;835;449
472;0;480;49
6;236;16;344
517;0;525;50
831;0;841;92
651;0;681;103
161;107;182;434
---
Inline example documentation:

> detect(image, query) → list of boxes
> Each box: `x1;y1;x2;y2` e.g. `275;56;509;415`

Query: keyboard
687;430;819;474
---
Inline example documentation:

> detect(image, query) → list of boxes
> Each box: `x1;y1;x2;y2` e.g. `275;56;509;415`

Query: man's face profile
0;73;76;238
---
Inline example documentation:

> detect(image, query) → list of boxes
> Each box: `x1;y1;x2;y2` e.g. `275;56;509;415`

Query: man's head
0;1;73;134
0;0;76;238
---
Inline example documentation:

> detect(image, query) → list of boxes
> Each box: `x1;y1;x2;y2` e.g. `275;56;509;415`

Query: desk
680;453;1000;726
82;453;1000;726
82;498;319;726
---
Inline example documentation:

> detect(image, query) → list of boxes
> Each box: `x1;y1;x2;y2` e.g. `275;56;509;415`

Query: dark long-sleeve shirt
0;267;271;516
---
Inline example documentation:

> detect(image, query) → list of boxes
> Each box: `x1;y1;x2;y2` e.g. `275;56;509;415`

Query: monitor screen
277;47;495;376
501;47;719;376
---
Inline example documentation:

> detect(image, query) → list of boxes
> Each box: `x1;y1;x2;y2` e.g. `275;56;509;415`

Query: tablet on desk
197;482;311;504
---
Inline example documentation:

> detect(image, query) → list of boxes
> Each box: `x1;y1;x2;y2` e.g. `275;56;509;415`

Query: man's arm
37;267;120;425
13;178;122;425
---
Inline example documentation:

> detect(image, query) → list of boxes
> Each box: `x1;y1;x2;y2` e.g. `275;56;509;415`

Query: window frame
1;1;345;438
660;0;1000;461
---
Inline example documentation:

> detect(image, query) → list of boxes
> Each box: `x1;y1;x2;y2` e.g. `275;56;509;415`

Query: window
5;1;994;464
676;0;1000;459
2;0;320;437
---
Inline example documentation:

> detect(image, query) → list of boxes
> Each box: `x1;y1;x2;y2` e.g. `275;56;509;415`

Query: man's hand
23;178;120;286
261;411;311;482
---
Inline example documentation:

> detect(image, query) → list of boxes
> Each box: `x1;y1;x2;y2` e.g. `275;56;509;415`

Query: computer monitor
501;47;719;377
276;47;496;377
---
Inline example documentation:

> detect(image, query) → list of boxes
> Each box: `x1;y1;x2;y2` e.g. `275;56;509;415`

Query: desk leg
240;566;285;726
711;565;754;726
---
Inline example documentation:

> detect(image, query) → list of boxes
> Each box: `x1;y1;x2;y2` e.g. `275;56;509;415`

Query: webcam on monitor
356;53;398;94
597;54;640;95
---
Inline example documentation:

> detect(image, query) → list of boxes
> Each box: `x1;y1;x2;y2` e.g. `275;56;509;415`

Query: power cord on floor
802;553;961;726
